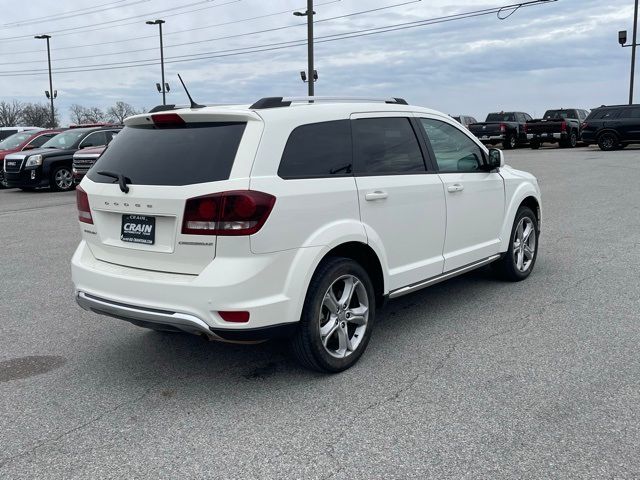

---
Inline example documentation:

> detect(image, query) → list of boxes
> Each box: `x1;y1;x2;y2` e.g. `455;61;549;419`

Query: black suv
4;126;121;191
581;105;640;151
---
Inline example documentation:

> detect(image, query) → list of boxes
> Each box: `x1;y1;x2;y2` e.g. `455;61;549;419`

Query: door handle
447;184;464;193
365;190;389;201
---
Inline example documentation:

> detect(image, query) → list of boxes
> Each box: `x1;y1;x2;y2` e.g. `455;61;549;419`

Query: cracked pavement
1;146;640;479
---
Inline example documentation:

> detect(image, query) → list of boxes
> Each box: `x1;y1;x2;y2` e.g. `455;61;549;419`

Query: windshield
0;132;32;150
41;129;88;149
88;123;247;186
543;110;577;120
486;113;516;122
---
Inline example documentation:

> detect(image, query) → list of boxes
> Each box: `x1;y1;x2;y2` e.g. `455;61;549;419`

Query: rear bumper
527;132;563;141
76;291;219;338
72;239;322;340
474;134;505;142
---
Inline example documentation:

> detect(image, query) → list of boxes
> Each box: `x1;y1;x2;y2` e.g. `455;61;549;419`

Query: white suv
72;96;541;372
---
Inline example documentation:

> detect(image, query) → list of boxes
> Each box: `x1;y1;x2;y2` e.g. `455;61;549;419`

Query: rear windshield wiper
97;170;131;193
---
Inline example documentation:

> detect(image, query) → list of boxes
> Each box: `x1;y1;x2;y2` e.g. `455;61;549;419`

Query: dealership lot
1;146;639;478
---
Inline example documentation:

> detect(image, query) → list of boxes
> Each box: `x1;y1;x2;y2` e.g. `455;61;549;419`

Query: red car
72;146;106;183
0;129;62;188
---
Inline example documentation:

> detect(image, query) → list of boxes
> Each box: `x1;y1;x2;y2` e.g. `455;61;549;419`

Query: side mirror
22;144;36;150
487;148;505;170
81;143;93;149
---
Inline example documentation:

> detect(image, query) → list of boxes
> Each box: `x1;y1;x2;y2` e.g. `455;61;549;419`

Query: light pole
146;19;167;105
619;0;639;104
294;1;315;96
34;34;56;127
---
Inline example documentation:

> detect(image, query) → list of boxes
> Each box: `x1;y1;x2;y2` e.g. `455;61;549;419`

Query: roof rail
250;96;409;109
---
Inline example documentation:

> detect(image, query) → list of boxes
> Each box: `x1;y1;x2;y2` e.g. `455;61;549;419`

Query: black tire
493;206;539;282
569;130;578;148
0;171;6;189
530;140;541;150
503;133;516;150
597;132;619;151
290;257;376;373
50;165;75;192
561;131;578;148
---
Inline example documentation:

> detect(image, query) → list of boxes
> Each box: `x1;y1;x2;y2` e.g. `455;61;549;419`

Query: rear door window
352;117;426;175
278;120;352;179
88;123;246;186
80;131;108;148
622;108;640;119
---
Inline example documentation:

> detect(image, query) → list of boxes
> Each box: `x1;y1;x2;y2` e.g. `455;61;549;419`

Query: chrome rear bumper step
76;291;221;340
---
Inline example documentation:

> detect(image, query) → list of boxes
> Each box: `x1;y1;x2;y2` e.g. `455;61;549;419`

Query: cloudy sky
0;0;635;123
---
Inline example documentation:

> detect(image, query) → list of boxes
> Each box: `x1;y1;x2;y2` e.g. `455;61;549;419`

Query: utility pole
146;19;167;105
34;34;55;127
631;0;639;104
294;1;316;96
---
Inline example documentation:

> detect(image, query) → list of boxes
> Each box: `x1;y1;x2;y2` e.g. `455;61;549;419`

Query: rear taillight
581;122;588;130
76;186;93;224
523;124;528;133
500;123;506;132
181;191;276;236
560;121;567;132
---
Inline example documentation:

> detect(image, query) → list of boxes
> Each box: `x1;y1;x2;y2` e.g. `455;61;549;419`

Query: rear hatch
79;109;263;275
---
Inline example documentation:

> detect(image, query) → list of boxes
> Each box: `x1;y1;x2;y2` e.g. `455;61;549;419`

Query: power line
0;0;241;42
0;0;420;66
0;0;558;77
0;0;150;29
0;0;342;55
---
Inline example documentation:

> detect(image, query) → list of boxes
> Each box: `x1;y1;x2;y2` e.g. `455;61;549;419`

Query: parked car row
452;105;640;151
1;124;119;191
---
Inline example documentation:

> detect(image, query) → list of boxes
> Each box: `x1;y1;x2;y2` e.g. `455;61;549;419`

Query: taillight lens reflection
182;191;276;236
76;186;93;224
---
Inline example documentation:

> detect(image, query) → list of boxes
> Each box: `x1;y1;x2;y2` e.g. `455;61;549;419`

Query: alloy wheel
319;274;369;359
601;134;615;150
512;217;536;272
55;169;73;190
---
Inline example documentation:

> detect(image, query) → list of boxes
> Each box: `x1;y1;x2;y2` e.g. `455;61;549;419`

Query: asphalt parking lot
1;145;639;479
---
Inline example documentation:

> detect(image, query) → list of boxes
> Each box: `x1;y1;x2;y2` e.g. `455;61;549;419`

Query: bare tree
0;100;24;127
69;104;108;124
84;106;107;123
68;104;86;125
106;101;139;124
21;103;57;128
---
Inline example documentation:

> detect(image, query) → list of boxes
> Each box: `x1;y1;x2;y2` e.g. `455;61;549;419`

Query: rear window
278;120;352;179
543;110;577;120
486;113;515;122
87;123;247;186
